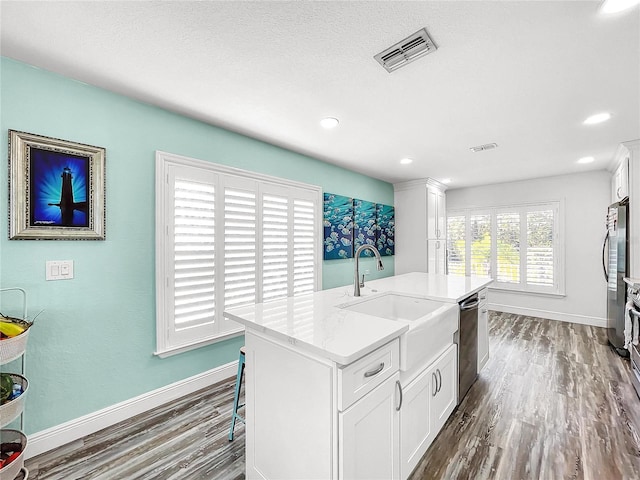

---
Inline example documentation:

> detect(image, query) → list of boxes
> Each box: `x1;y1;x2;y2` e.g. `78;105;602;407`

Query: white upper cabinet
394;178;447;275
426;185;446;240
612;154;629;203
612;140;640;278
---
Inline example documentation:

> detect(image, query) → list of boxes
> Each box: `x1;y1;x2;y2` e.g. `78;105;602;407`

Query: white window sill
154;328;244;358
488;285;566;298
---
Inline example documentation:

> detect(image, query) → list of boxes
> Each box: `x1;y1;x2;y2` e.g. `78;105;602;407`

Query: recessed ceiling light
601;0;640;14
577;156;595;164
441;178;452;184
320;117;339;129
583;112;612;125
400;158;413;165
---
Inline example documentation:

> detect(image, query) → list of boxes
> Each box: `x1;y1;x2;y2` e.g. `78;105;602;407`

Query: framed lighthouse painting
8;130;106;240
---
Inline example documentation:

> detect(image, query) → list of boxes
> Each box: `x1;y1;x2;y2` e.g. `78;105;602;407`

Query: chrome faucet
354;245;384;297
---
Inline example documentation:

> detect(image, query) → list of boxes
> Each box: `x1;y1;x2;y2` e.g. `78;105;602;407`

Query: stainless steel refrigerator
603;199;629;355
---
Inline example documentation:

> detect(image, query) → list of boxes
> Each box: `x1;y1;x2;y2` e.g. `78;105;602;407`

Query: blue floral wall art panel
376;204;395;256
323;193;354;260
354;199;377;257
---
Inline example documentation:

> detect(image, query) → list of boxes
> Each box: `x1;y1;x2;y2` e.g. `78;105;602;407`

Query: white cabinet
245;326;459;480
426;186;446;240
425;183;447;274
340;373;401;480
478;288;489;372
245;331;401;480
427;239;446;275
400;344;457;479
611;140;640;278
400;367;433;479
394;178;448;275
430;344;457;431
394;181;428;275
612;155;629;203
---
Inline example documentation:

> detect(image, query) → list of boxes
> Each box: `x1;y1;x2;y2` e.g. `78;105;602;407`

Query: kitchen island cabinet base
400;344;457;479
245;329;402;479
245;331;336;480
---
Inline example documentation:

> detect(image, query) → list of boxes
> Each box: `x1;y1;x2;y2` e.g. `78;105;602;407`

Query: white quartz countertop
360;272;493;304
224;272;493;366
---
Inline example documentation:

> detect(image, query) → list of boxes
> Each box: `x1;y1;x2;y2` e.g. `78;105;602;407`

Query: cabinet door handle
364;363;385;378
436;369;442;394
395;380;403;411
432;372;438;396
617;186;623;199
481;309;488;314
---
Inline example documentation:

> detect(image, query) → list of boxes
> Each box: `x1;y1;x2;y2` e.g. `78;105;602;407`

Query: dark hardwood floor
25;311;640;479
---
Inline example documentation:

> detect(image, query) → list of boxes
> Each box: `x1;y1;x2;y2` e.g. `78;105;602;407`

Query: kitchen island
224;272;492;480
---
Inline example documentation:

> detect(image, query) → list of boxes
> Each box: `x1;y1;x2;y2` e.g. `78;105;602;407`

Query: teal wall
0;57;394;434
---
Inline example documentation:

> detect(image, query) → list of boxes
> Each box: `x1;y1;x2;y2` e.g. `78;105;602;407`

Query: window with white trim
447;202;563;295
155;151;322;357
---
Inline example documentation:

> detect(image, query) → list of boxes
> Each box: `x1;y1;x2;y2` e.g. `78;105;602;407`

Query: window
496;211;520;283
447;202;563;295
156;151;322;357
446;215;465;276
470;213;491;277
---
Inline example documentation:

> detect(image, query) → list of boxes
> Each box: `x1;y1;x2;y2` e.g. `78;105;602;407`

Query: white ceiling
1;1;639;188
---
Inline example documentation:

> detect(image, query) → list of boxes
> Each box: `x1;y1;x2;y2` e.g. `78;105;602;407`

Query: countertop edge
226;311;408;365
225;273;493;366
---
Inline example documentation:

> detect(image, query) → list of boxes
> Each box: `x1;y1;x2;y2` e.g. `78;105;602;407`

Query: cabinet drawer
338;339;399;410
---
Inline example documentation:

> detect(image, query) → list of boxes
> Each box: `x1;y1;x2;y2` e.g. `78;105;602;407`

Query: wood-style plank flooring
25;311;640;479
25;376;245;479
409;311;640;480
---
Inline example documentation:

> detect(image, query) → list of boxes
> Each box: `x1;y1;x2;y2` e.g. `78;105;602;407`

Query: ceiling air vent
470;143;498;153
374;28;437;73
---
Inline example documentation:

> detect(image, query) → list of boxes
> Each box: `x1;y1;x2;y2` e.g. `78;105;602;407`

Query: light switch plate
46;260;74;281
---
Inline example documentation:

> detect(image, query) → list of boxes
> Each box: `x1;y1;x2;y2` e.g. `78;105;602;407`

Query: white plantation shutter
173;180;216;328
156;152;321;357
526;209;554;287
470;214;491;277
447;202;562;296
446;215;466;276
496;212;521;284
293;199;316;295
165;166;218;348
262;192;290;302
223;184;257;309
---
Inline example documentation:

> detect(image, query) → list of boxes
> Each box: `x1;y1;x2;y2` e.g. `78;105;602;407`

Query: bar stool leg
228;348;245;441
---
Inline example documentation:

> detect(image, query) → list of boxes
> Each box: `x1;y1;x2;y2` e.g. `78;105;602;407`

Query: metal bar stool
228;346;246;441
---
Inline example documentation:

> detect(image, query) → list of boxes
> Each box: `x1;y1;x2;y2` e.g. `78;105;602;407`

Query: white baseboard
489;302;607;328
26;361;237;459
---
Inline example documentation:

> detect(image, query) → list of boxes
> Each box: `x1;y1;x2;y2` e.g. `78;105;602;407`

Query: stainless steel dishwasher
456;293;479;404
